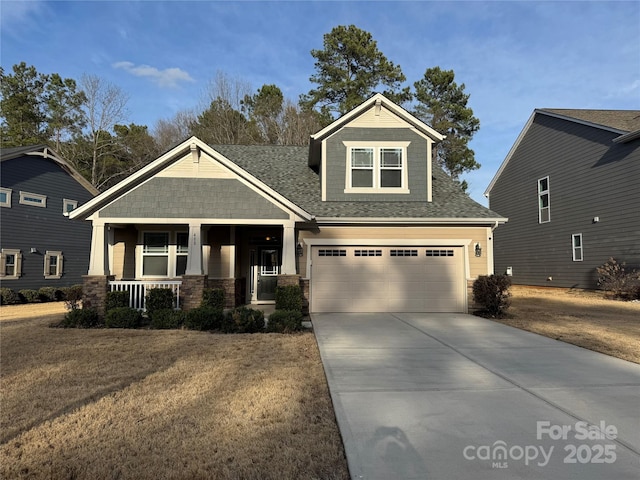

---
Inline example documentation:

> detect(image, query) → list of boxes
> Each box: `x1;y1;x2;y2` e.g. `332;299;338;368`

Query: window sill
44;275;62;280
344;187;410;194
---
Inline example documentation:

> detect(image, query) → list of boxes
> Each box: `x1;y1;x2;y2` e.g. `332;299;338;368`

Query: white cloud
113;61;195;88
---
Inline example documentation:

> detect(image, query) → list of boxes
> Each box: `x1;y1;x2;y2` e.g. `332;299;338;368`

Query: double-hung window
142;232;170;276
572;234;583;262
538;177;550;223
0;249;22;279
344;142;410;193
142;232;189;277
44;251;63;279
0;188;11;207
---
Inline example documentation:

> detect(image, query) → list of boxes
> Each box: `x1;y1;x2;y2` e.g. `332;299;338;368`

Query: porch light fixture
296;243;304;257
474;243;482;257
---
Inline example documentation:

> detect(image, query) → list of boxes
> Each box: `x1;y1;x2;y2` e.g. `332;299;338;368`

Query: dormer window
344;141;410;194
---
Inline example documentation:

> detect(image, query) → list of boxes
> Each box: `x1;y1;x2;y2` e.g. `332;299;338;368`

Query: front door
256;248;279;301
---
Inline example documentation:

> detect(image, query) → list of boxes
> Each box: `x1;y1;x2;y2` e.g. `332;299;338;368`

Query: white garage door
311;246;465;313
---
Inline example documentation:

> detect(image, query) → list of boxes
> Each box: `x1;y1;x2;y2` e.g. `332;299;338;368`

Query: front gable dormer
309;94;445;202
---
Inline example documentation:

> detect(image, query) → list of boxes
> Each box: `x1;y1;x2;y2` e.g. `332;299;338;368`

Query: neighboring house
0;145;99;290
485;109;640;289
71;94;505;313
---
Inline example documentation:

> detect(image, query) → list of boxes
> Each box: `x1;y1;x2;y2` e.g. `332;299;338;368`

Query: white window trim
63;198;78;214
1;248;22;279
44;250;63;279
19;191;47;208
138;230;188;279
538;176;550;224
572;233;583;262
343;141;410;194
0;187;12;208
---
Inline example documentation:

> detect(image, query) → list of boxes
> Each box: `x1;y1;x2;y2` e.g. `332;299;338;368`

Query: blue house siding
489;113;640;289
0;155;95;290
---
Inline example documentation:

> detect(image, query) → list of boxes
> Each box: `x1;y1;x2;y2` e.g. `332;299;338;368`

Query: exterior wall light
296;243;304;257
474;243;482;257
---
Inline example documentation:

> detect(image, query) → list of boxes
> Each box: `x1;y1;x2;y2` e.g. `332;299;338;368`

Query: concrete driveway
312;313;640;480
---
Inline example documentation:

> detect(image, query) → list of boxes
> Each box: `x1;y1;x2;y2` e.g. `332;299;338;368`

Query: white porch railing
109;280;182;311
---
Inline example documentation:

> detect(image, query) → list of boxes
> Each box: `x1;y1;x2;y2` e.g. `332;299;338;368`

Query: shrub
597;257;640;299
145;288;175;316
19;289;41;303
106;290;130;312
266;310;304;333
0;287;21;305
38;286;62;302
275;285;303;312
472;274;512;317
222;306;265;333
201;288;225;309
150;308;185;329
105;307;142;328
63;284;84;310
184;306;224;331
58;308;101;328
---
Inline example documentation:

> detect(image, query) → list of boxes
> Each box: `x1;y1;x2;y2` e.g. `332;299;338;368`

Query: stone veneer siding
180;275;208;311
207;278;236;309
82;275;112;316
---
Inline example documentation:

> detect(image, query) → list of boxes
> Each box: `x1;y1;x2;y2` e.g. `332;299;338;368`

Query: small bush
0;287;21;305
63;284;84;310
58;308;101;328
38;286;62;302
184;306;224;331
597;257;640;299
266;310;304;333
150;308;185;329
275;285;303;312
106;291;130;312
202;288;225;309
222;306;265;333
145;288;175;316
472;274;512;317
105;307;142;328
19;289;41;303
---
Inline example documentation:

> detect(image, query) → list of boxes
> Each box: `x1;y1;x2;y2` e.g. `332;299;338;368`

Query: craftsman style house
71;94;506;313
0;145;98;290
485;109;640;289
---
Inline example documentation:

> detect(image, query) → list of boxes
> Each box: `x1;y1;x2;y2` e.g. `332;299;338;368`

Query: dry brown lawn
493;285;640;364
0;305;349;480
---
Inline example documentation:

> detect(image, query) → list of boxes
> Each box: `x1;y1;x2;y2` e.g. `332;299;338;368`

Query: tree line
1;24;480;191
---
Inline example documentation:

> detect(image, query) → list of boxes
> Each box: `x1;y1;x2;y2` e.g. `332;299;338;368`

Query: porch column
281;222;296;275
185;223;203;275
229;226;236;278
88;221;110;275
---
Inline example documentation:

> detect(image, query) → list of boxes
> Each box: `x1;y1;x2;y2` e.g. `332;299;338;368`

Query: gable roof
215;144;504;223
0;145;99;195
311;93;446;143
69;137;314;222
484;108;640;196
539;109;640;133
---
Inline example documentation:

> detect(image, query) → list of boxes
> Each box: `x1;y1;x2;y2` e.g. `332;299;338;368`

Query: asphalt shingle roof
213;144;502;219
540;109;640;133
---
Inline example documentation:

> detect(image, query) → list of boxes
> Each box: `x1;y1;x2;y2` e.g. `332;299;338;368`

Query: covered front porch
84;220;303;312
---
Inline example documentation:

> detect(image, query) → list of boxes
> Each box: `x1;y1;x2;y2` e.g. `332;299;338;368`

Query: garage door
311;246;465;313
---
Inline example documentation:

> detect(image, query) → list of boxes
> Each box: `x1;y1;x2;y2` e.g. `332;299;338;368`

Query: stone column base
82;275;114;316
181;275;208;311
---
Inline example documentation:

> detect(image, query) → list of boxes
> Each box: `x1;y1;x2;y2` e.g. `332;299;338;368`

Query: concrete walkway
312;313;640;480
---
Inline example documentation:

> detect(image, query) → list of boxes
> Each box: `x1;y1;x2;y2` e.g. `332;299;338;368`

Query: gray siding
99;177;289;220
490;114;640;289
324;127;428;202
0;156;94;290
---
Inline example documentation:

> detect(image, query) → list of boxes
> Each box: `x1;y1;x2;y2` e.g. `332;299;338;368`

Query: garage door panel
311;246;465;313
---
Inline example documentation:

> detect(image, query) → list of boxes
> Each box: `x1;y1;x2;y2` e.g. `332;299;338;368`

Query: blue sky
2;1;639;205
